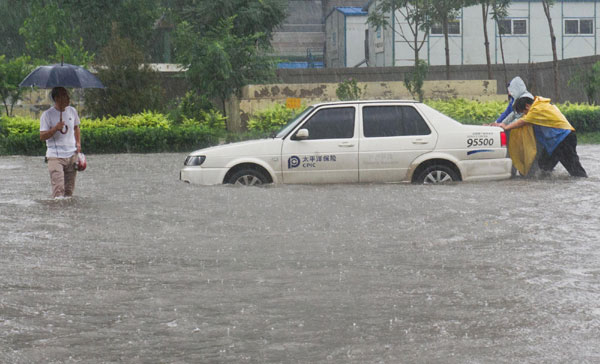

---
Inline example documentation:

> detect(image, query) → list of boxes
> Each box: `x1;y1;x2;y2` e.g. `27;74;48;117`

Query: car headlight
184;155;206;166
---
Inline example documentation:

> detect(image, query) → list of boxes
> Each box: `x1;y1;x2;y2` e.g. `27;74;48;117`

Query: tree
491;0;510;85
168;0;286;44
84;33;165;118
429;0;465;80
0;56;34;117
479;0;511;81
404;59;429;102
0;2;31;58
368;1;431;101
368;0;431;69
53;39;94;67
19;2;74;60
480;1;493;79
172;0;287;130
16;0;161;62
541;0;560;102
175;17;277;129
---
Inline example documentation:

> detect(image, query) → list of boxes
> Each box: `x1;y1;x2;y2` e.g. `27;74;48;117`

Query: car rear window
362;105;431;137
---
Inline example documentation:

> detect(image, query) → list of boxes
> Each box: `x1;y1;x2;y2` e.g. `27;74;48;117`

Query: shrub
81;111;172;129
0;116;40;135
81;126;220;154
0;133;45;155
405;60;429;102
0;112;226;155
225;130;271;143
425;98;507;124
425;99;600;131
336;78;366;101
169;91;215;125
560;103;600;132
247;103;300;133
181;109;227;131
0;126;221;155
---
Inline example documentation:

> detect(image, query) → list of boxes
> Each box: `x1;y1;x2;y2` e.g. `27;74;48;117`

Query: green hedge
2;100;600;155
247;103;301;133
425;98;507;124
425;99;600;132
0;126;222;156
0;111;173;136
0;112;226;155
560;103;600;132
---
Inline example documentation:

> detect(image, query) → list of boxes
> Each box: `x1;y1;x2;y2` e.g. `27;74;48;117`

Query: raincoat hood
507;77;529;100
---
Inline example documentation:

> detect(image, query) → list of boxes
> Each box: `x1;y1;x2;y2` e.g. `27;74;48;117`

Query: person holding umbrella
20;59;104;198
39;87;81;198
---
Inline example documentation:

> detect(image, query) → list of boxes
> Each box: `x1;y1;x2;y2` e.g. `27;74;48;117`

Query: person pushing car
496;95;587;178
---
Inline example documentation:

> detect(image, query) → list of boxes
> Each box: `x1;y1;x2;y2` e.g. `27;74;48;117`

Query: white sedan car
180;100;511;185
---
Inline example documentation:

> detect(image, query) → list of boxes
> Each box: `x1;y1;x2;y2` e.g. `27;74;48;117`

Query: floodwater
2;147;600;364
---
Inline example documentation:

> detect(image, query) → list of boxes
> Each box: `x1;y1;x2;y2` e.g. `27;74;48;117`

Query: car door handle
412;140;429;144
338;143;355;147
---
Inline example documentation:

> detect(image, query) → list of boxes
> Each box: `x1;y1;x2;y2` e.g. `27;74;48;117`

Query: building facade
325;7;369;67
363;0;600;67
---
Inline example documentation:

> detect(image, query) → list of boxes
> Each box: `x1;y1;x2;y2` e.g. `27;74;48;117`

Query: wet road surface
2;146;600;363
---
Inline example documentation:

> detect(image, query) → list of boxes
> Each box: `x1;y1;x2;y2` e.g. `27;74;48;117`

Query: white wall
345;15;368;67
366;2;395;67
326;10;367;67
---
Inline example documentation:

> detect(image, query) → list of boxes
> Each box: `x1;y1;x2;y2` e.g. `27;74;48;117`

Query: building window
431;20;461;35
498;18;527;35
565;19;594;35
376;26;382;39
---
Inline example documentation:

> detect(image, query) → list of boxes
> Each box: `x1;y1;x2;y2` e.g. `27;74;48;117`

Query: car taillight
500;131;507;147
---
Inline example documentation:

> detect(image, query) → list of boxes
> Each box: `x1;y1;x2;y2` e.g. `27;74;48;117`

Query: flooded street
2;146;600;363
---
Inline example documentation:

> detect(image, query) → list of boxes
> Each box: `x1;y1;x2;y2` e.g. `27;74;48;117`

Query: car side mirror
294;129;309;140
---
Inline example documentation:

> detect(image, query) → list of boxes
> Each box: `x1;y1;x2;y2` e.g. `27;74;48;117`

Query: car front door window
299;107;355;139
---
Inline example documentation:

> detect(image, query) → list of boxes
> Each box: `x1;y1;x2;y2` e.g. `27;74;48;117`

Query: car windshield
274;106;314;138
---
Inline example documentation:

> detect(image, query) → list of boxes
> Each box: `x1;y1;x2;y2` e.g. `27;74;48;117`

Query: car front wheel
415;165;459;184
228;169;268;186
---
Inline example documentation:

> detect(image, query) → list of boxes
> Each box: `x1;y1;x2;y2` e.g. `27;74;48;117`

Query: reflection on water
2;147;600;363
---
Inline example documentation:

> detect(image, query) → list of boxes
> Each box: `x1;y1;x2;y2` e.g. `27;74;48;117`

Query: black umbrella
19;61;105;89
19;60;104;141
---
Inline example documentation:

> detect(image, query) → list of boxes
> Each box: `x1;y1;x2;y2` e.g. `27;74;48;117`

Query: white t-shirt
40;106;81;158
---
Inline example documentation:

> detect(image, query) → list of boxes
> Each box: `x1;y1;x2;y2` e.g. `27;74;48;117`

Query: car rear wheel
415;165;459;184
228;169;268;186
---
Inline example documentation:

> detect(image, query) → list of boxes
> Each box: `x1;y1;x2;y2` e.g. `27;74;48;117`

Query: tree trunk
414;29;419;68
482;4;492;79
443;16;450;80
542;1;560;102
497;21;508;87
224;94;243;132
412;6;420;69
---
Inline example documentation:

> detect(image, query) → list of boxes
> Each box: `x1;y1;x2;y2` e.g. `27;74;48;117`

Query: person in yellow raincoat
497;96;587;177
